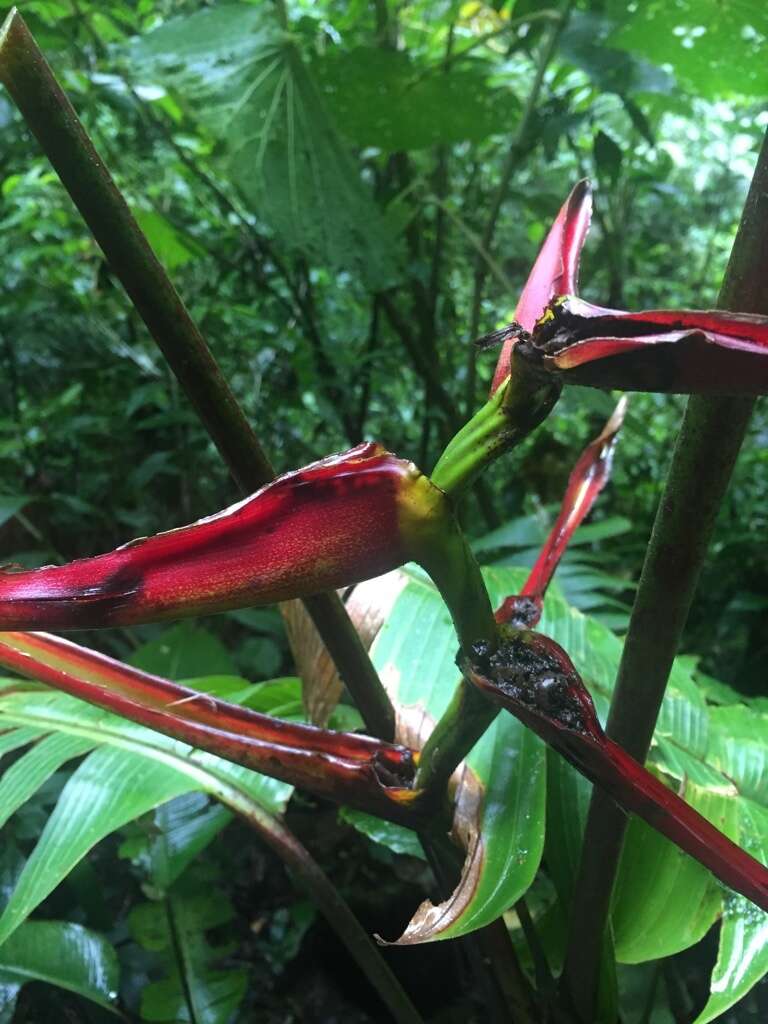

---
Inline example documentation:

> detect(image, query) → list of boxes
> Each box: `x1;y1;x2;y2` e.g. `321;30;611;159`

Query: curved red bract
490;180;592;393
462;630;768;913
0;443;421;629
522;296;768;394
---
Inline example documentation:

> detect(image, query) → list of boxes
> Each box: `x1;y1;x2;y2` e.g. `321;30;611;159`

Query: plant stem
432;369;560;497
0;8;395;741
560;127;768;1021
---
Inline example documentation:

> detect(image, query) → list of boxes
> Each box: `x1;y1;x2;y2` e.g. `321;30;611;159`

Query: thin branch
561;127;768;1022
0;8;395;742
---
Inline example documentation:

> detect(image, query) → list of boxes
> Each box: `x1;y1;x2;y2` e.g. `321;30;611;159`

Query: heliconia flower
0;630;423;824
489;180;593;394
514;295;768;395
461;631;768;913
496;397;627;628
0;443;448;631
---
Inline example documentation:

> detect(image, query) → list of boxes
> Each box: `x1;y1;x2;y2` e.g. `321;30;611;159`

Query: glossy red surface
0;443;417;629
496;398;626;627
490;180;592;393
0;630;420;823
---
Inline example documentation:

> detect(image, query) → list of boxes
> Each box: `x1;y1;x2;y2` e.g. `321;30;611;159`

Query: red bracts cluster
488;182;768;396
0;443;444;630
461;630;768;913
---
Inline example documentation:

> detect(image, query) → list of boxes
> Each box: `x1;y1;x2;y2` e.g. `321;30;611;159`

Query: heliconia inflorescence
486;180;768;397
460;630;768;914
0;443;449;631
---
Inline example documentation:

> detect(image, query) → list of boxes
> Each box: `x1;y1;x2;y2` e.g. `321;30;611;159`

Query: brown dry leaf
281;571;408;726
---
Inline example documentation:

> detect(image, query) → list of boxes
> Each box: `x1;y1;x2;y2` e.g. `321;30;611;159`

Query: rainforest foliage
1;1;768;1022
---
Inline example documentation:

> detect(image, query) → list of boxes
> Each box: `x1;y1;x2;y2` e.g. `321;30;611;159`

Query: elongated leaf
132;5;400;287
695;799;768;1023
0;920;119;1014
120;793;233;891
0;732;96;831
0;689;292;944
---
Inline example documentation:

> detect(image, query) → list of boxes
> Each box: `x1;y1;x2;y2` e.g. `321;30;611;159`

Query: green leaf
694;799;768;1023
130;874;247;1024
708;706;768;808
371;566;546;942
0;920;119;1014
0;496;30;530
609;1;768;98
0;732;96;831
594;129;624;185
612;787;730;963
120;793;233;891
340;808;426;860
133;209;205;271
0;691;293;944
128;622;238;679
312;47;515;151
132;5;401;287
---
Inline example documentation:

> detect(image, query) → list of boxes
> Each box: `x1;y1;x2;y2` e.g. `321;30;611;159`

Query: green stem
0;7;395;742
560;127;768;1022
432;371;561;497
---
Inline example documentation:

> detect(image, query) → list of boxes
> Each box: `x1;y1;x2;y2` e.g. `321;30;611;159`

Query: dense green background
1;1;767;1021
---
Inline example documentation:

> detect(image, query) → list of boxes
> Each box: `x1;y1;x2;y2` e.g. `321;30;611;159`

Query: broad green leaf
130;874;247;1024
133;209;205;271
0;920;119;1014
128;622;238;679
612;787;731;963
708;706;768;808
313;47;515;151
609;1;768;98
694;799;768;1023
340;808;426;860
133;5;401;288
0;691;292;944
120;792;233;891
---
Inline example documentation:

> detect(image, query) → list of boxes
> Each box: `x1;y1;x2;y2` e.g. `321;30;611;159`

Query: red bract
461;631;768;913
489;180;592;394
515;294;768;395
0;443;444;630
0;630;422;823
496;397;627;628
